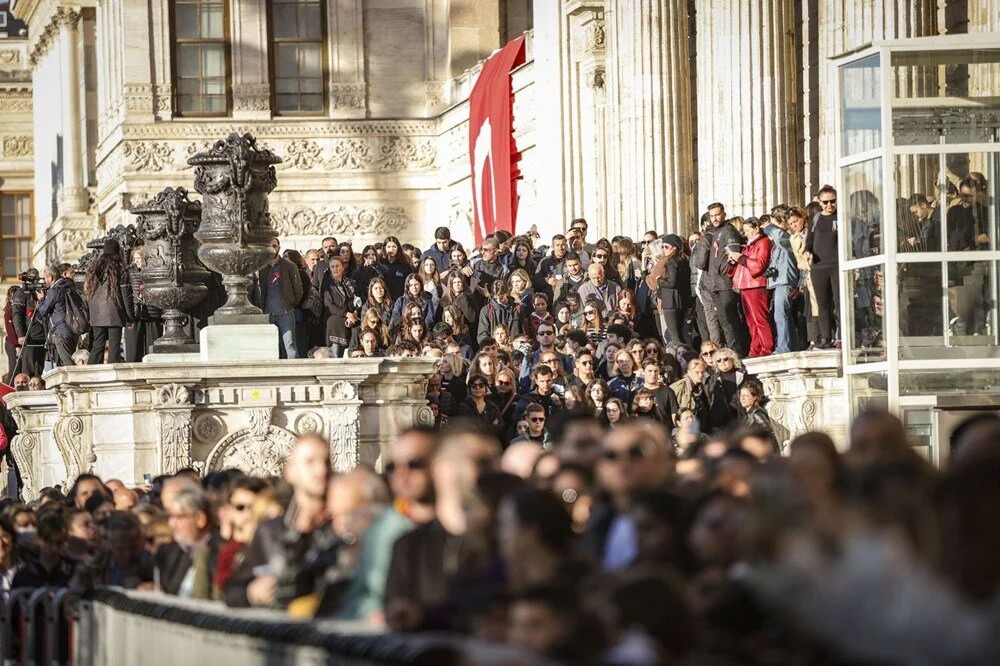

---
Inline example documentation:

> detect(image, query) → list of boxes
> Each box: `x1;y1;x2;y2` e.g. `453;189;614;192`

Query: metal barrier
0;587;534;666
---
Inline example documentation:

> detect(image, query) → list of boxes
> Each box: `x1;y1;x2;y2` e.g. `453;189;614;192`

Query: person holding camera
728;217;774;357
10;268;47;377
33;265;77;367
761;214;800;354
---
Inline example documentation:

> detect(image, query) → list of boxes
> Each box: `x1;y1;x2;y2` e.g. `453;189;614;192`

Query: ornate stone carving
190;133;281;324
0;91;31;112
330;82;367;110
158;411;193;475
153;84;173;118
204;408;296;476
133;188;212;352
2;135;33;157
425;80;446;107
233;84;270;112
10;434;37;501
585;19;606;54
295;411;322;435
270;205;411;237
123;141;173;172
585;67;606;91
374;138;437;170
53;415;86;488
328;405;359;472
58;230;91;262
282;139;323;170
329;381;356;400
155;383;192;406
416;404;435;427
326;139;371;169
246;407;273;438
0;49;20;65
193;413;224;443
29;7;81;65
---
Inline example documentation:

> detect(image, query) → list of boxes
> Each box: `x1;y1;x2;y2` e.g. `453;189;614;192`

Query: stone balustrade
6;358;437;499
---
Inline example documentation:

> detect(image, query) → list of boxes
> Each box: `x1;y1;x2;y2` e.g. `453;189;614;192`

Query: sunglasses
585;310;596;316
602;445;645;462
529;416;546;423
701;351;714;357
538;330;553;336
594;254;607;259
385;458;428;474
820;198;837;206
470;383;487;389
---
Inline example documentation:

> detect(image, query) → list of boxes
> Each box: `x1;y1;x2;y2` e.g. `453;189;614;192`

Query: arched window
173;0;230;115
269;0;325;114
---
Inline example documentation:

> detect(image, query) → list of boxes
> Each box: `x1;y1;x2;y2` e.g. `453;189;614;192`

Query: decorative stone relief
28;7;81;65
325;381;361;472
9;434;37;501
155;383;194;475
585;19;606;55
2;135;33;157
193;413;224;443
281;139;324;170
270;205;412;237
120;119;435;140
425;81;446;108
204;406;296;476
374;138;437;170
123;141;173;172
155;383;192;406
326;139;371;169
328;381;356;401
295;411;322;436
0;49;20;65
416;404;435;427
585;67;606;91
122;84;156;113
233;83;270;112
53;415;86;488
57;230;92;262
330;82;367;110
153;84;173;119
0;91;32;112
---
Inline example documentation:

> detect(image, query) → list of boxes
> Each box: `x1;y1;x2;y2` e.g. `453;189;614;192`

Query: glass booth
836;35;1000;464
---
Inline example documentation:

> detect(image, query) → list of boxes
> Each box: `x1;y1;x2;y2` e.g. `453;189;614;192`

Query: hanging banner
468;36;526;245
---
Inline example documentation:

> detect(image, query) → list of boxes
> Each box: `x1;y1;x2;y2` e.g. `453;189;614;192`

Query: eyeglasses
470;383;487;389
594;254;607;260
385;458;428;474
538;330;553;337
715;356;733;364
701;351;714;357
602;445;645;462
529;416;546;423
820;198;837;206
585;310;596;316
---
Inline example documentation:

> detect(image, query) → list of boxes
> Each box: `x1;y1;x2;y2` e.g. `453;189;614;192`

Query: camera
764;266;779;279
18;270;46;293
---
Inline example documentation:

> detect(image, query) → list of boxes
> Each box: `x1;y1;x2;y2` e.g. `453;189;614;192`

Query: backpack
65;286;90;335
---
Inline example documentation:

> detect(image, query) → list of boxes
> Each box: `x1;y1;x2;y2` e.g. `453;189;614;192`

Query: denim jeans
269;311;298;359
772;284;794;354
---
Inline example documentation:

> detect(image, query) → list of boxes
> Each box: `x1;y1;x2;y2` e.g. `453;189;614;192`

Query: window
270;0;325;114
173;0;229;115
0;193;33;281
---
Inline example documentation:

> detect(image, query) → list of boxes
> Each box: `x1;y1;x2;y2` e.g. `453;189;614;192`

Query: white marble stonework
5;358;438;499
742;350;847;452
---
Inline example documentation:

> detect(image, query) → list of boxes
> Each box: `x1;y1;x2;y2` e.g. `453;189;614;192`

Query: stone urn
131;187;212;353
188;132;281;325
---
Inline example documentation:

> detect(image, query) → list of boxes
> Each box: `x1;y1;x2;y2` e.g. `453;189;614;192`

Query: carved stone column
322;380;362;473
695;0;800;217
57;8;88;215
9;434;38;502
604;0;695;236
327;0;367;118
154;384;194;475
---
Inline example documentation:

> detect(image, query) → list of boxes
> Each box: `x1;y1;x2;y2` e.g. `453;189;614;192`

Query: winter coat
731;234;772;291
323;275;358;348
35;277;74;336
703;224;744;293
476;298;523;345
762;225;799;289
86;268;133;327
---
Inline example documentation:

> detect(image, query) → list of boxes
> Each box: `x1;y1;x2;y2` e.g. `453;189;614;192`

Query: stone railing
6;358;437;498
742;350;847;451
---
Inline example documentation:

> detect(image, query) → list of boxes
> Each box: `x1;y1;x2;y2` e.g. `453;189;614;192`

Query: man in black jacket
10;269;45;376
699;203;747;356
156;488;223;598
34;266;77;367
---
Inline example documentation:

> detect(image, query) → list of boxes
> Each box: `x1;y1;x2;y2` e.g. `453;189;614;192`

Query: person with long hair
441;305;474;352
631;387;667;424
440;245;473;284
504;238;536;276
729;217;774;357
455;372;503;428
322;256;359;357
416;256;443;308
379;235;410;301
615;289;639;329
348;307;390;354
509;268;533;310
4;285;20;378
468;351;498;391
489;366;521;439
337;243;359;277
492;323;513;354
351;245;386;299
587;378;611;420
390;274;434;330
361;277;393;326
604;396;629;427
399;315;430;347
608;349;642;404
84;238;133;364
591;240;622;285
581;300;606;346
614;237;644;292
440;272;477;329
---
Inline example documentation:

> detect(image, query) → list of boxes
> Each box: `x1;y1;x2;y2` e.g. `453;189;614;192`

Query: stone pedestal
742;350;847;451
6;358;437;498
199;324;280;362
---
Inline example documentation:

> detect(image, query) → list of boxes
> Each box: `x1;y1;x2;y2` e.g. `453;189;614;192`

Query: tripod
11;298;49;379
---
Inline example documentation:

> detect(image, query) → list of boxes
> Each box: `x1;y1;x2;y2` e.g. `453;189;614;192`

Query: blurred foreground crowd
1;409;999;665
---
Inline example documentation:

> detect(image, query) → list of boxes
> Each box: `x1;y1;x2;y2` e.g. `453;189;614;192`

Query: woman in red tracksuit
728;218;774;357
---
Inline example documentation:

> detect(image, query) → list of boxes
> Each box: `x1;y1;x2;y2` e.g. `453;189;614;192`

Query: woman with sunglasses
455;372;504;429
489;367;521;439
591;239;622;286
581;300;606;344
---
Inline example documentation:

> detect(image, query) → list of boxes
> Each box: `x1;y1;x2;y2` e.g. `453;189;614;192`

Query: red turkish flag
469;36;526;245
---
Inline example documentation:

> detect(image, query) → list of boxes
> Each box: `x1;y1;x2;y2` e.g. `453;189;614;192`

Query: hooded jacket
476;297;523;345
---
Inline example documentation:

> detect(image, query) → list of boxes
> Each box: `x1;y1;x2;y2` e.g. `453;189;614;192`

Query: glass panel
3;259;16;279
0;195;13;217
275;94;297;111
272;2;296;39
178;44;200;77
895;154;942;252
202;45;225;77
275;44;297;77
300;94;323;111
947;260;996;341
900;369;1000;396
899;262;944;358
841;54;882;156
205;95;226;113
300;77;322;94
301;2;321;39
298;43;321;77
942;151;998;251
842;157;883;260
177;78;200;94
1;210;13;236
892;49;1000;145
202;1;224;38
902;407;934;460
848;265;886;363
178;95;198;113
275;78;297;94
175;3;198;38
849;372;889;417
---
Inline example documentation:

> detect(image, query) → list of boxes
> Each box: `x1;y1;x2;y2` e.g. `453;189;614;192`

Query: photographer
33;265;77;367
10;268;47;376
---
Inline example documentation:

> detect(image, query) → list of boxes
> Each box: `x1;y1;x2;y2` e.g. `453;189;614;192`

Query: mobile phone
143;473;152;485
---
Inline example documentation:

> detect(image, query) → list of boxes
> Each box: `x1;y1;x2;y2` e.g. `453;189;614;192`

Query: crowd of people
0;407;999;663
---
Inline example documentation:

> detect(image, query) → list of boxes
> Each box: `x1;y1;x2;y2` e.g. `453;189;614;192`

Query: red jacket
731;234;772;290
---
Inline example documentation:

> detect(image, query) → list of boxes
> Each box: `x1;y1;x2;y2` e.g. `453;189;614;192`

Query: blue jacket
420;244;452;273
35;277;74;335
762;225;799;289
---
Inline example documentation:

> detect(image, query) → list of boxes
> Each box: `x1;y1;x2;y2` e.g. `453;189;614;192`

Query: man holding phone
701;202;748;356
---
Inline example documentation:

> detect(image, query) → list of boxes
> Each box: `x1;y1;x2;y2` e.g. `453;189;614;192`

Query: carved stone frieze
270;205;412;237
28;7;81;66
155;383;192;406
123;141;174;172
0;91;32;112
325;381;361;472
120;119;435;140
0;49;22;65
158;411;193;475
2;135;33;157
326;138;371;169
233;83;270;112
281;139;324;170
374;137;437;170
204;407;296;476
330;82;367;110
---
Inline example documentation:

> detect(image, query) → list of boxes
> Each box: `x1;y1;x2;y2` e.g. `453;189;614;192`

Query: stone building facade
0;0;997;266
